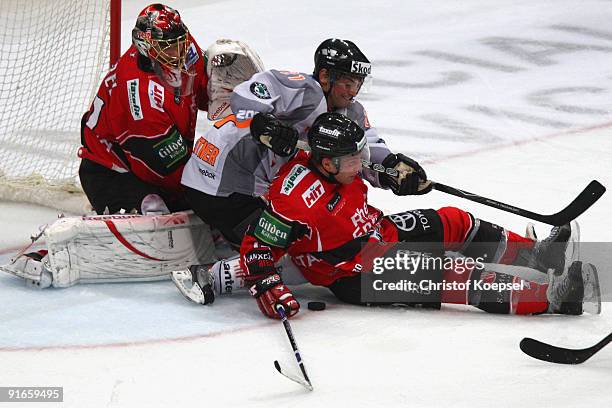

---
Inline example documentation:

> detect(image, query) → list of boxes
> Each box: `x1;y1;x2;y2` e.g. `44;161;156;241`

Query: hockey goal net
0;0;120;213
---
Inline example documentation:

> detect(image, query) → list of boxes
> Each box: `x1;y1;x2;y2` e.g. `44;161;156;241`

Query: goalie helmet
132;4;191;73
308;112;368;165
313;38;372;81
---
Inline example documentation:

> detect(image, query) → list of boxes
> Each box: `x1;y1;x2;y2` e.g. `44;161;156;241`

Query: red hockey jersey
79;41;208;194
240;152;399;286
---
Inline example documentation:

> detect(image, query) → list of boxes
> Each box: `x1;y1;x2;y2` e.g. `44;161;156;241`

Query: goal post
0;0;121;214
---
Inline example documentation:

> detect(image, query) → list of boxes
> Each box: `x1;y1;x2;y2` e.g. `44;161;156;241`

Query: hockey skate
171;255;245;305
171;264;216;305
518;221;580;276
547;260;601;315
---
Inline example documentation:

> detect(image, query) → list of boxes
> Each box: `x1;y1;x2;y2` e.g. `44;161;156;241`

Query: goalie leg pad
44;211;216;287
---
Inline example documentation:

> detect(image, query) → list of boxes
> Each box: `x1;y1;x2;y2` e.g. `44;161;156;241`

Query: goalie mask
132;3;196;95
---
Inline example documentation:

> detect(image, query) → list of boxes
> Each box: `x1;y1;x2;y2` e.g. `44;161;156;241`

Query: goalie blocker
0;211;215;288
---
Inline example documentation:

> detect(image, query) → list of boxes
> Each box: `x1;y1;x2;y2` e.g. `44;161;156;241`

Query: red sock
440;265;548;315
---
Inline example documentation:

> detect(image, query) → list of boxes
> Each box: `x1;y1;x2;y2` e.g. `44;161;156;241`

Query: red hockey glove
243;246;300;319
249;273;300;319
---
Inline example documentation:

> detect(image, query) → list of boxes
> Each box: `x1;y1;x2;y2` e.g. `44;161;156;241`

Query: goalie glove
243;246;299;319
380;153;432;196
250;113;298;157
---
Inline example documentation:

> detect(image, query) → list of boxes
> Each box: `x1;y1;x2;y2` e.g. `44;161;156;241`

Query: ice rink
1;1;611;407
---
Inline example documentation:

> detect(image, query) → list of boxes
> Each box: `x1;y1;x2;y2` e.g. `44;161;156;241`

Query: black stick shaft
296;140;605;225
432;180;605;226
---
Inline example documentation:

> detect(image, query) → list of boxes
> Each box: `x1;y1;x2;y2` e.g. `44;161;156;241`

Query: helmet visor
335;143;370;175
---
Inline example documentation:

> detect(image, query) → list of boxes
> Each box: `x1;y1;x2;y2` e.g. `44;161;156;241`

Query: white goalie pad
206;38;265;120
1;211;216;288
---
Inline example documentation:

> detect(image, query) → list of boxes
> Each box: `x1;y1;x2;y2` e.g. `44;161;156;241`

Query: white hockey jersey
181;69;392;198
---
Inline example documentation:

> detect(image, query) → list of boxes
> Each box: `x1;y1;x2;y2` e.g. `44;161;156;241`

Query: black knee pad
468;267;512;314
461;218;507;263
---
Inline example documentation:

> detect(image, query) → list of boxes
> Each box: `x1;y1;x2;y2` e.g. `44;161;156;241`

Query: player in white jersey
181;39;431;248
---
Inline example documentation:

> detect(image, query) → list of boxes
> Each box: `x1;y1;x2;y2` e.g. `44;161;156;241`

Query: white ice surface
1;1;612;407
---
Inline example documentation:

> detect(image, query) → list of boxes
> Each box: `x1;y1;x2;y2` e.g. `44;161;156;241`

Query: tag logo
302;180;325;208
148;80;164;112
250;82;271;99
127;79;143;120
281;164;309;195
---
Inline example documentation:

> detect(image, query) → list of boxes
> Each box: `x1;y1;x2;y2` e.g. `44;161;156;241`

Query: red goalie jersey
79;41;208;195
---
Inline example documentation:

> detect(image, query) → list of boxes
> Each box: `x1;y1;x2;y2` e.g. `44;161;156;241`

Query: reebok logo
198;167;216;179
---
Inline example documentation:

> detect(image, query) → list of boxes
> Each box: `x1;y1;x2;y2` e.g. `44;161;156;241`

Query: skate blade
558;221;580;276
582;262;601;315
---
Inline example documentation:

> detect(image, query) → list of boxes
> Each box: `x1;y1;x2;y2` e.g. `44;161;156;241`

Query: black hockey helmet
313;39;371;81
308;112;367;164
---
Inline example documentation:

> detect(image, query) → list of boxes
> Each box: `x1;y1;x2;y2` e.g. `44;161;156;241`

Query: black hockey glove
250;113;299;157
380;153;433;196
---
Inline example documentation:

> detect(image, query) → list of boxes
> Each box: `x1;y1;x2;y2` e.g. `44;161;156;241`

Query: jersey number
85;96;105;130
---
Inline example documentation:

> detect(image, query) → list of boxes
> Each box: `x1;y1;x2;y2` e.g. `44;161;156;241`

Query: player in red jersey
78;4;208;214
239;113;600;319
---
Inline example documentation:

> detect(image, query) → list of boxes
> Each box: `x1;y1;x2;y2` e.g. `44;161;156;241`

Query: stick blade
547;180;606;225
273;360;314;391
519;337;589;364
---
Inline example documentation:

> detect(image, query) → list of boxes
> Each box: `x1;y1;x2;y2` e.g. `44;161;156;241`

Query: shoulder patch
281;164;309;195
148;80;165;112
250;82;271;99
302;179;325;208
185;43;200;69
254;210;292;247
127;79;143;120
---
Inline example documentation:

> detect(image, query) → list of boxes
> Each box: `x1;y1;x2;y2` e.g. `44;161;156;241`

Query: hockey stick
273;304;313;391
294;140;605;225
432;180;605;226
520;332;612;364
